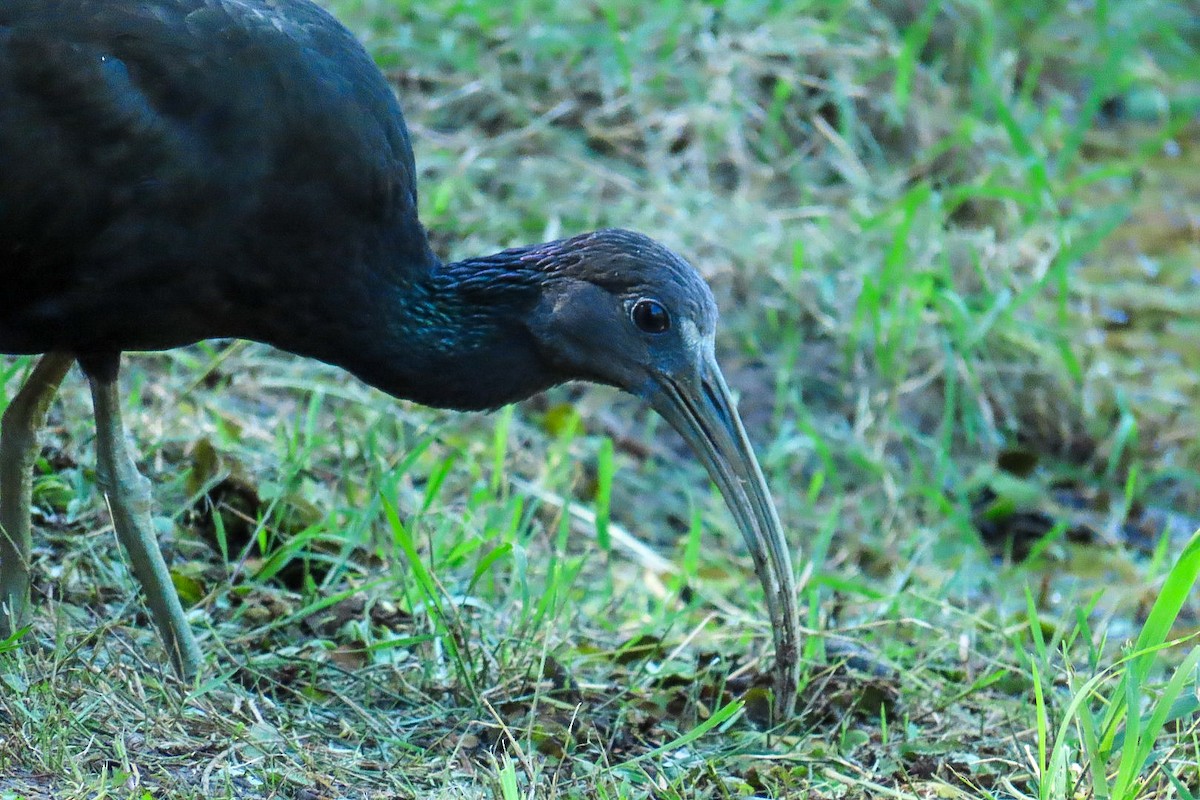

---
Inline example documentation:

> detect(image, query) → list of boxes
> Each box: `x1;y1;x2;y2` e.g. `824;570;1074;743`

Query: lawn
2;0;1199;797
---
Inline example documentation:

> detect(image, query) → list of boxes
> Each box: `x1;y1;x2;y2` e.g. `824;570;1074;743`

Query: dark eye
631;298;670;333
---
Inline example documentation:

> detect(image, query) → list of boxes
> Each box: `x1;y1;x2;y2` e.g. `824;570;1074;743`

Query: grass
3;0;1200;797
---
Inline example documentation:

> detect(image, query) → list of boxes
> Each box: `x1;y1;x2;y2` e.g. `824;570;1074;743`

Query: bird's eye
631;298;670;334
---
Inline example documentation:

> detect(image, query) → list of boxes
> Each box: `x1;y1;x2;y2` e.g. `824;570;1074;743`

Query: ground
1;1;1199;798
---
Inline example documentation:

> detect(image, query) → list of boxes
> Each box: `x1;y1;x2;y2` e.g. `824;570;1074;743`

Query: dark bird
0;0;799;714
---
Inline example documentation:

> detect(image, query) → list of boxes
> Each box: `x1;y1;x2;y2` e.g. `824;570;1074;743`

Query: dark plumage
0;0;799;716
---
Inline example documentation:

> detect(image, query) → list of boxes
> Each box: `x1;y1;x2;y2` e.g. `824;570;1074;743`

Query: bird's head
522;229;718;398
522;229;800;714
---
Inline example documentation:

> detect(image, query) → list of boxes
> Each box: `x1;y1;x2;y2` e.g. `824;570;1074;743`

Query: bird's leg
82;355;202;679
0;354;73;639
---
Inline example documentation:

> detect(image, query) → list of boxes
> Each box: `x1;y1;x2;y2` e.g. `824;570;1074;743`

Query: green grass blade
594;437;614;553
1101;529;1200;755
892;0;940;121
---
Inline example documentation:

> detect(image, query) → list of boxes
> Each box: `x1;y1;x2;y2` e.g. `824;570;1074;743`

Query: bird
0;0;799;715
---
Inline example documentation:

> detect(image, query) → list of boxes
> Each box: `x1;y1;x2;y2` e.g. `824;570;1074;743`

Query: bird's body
0;0;800;715
1;0;510;407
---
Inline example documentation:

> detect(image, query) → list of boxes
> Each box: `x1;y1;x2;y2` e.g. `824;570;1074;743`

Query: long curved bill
650;352;800;719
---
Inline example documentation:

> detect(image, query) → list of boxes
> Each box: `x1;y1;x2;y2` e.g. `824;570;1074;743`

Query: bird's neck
317;248;564;412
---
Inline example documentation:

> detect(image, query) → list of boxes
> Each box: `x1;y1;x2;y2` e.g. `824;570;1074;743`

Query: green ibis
0;0;800;715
